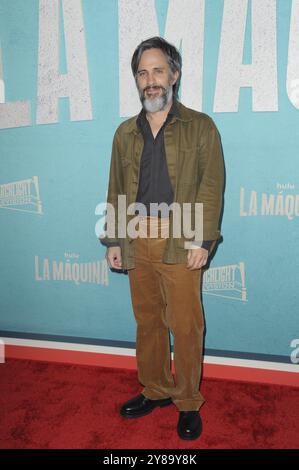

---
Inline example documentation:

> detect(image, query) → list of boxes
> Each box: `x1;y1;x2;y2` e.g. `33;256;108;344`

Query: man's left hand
186;247;209;270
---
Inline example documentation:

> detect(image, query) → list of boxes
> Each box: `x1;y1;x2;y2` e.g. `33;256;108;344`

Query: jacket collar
124;97;193;135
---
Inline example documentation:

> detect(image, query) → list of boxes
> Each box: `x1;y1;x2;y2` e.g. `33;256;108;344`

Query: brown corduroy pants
128;216;205;412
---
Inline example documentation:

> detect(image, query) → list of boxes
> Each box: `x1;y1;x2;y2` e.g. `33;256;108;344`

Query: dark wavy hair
131;36;182;98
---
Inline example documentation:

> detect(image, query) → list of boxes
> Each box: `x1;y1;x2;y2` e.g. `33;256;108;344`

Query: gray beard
141;85;173;113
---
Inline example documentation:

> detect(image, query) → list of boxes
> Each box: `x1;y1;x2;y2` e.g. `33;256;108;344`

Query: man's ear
172;70;179;85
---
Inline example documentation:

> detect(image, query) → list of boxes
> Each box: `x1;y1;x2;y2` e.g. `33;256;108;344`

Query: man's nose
146;72;156;86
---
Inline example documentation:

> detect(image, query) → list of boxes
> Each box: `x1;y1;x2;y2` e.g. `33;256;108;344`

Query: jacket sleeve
99;129;123;247
190;240;214;250
195;119;224;241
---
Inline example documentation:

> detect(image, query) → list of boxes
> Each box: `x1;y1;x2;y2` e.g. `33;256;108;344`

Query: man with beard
100;37;224;440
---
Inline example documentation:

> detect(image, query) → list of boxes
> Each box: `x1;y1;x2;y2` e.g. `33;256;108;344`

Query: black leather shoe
177;411;202;440
120;393;172;419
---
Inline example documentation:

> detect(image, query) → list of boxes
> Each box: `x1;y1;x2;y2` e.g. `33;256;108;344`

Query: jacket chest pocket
177;147;200;186
119;154;133;194
120;154;133;167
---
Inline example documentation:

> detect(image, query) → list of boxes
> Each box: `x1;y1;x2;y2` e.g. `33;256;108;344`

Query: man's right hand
106;246;122;270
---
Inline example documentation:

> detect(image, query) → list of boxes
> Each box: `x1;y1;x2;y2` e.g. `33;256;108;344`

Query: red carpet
0;358;298;449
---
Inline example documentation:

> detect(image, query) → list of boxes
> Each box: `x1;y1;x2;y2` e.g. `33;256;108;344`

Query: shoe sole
120;399;172;419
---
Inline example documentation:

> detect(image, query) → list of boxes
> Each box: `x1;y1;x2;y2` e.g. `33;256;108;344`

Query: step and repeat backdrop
0;0;298;367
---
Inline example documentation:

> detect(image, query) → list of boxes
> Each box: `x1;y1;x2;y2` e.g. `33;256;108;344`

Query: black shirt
135;100;178;217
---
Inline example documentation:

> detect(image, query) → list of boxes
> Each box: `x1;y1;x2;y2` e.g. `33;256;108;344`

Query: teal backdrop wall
0;0;298;368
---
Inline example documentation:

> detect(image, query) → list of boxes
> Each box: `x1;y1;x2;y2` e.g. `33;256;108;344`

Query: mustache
143;85;166;94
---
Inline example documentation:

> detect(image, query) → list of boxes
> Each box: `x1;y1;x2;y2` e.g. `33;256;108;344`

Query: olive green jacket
100;99;224;270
